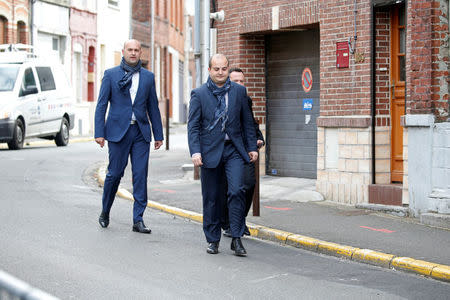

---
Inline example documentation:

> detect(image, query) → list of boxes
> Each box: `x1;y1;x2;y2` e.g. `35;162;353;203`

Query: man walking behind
95;39;163;234
222;67;265;238
188;54;258;256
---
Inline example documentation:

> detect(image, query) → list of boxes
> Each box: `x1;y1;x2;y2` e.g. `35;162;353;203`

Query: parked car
0;44;75;149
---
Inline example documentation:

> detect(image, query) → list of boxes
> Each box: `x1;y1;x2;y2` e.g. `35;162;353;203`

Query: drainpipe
30;0;34;46
150;0;154;71
201;0;210;83
194;0;201;87
371;3;376;184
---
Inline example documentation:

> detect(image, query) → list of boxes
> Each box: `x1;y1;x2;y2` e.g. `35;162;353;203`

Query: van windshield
0;65;20;92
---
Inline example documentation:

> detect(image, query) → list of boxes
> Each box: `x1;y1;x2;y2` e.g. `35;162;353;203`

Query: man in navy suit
95;39;163;233
222;67;265;238
188;54;258;256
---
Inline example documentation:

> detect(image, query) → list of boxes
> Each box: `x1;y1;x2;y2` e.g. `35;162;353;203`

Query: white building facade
32;0;71;76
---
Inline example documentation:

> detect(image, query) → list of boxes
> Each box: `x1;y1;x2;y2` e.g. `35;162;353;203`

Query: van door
35;66;60;134
18;67;41;136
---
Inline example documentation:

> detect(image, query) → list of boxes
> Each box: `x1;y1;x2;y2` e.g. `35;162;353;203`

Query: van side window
36;67;56;91
19;68;38;97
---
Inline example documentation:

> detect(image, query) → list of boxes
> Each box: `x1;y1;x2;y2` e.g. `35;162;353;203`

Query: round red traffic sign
302;68;313;93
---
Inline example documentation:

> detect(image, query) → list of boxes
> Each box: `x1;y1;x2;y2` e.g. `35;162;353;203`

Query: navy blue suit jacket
94;66;163;143
188;81;257;168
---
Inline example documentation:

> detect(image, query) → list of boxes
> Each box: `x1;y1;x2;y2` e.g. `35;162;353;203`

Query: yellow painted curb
391;257;437;276
286;234;320;251
116;185;204;223
353;249;395;268
96;165;450;283
317;241;358;258
147;200;203;223
247;224;263;236
256;227;291;243
431;264;450;281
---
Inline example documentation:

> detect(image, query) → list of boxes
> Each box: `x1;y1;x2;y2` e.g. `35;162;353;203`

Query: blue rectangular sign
303;98;313;111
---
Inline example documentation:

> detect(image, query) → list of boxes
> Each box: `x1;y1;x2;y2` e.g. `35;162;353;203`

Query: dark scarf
118;57;142;91
206;76;231;132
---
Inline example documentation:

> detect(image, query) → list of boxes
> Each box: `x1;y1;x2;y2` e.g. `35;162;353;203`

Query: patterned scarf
118;57;142;91
206;76;231;132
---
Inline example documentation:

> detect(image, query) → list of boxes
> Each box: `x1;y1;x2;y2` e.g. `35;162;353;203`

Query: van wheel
8;119;25;150
55;118;69;147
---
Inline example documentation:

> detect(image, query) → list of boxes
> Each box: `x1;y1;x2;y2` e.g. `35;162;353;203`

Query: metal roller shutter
266;29;320;178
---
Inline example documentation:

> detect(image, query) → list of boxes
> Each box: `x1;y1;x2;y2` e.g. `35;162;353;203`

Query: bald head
208;54;229;87
122;39;142;66
208;54;229;68
123;39;141;50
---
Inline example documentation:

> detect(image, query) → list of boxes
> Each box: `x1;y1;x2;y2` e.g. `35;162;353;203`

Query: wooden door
390;5;406;183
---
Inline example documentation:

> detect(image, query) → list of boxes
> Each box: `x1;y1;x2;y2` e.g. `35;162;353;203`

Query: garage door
266;29;320;178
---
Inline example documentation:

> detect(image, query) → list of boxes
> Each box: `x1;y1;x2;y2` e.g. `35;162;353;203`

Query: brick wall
0;0;30;44
215;0;375;124
319;0;372;118
406;0;448;119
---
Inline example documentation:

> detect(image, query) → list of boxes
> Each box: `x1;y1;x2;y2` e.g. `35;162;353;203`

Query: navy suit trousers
201;143;246;242
221;162;255;230
102;124;150;223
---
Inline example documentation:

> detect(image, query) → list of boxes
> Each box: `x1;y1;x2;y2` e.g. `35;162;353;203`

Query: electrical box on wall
336;42;349;68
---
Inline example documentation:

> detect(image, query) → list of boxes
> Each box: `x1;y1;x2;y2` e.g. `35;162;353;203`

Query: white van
0;44;75;149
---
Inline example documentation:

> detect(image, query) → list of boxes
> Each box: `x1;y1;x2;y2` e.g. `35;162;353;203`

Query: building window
0;16;7;44
108;0;119;7
52;37;59;51
17;21;26;44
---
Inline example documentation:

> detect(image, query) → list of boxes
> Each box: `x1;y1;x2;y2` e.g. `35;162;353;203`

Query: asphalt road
0;142;449;299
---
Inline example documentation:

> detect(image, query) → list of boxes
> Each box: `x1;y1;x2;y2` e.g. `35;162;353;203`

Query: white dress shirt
129;72;140;121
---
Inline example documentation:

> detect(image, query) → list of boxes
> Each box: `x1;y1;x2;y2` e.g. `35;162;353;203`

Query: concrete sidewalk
99;124;450;282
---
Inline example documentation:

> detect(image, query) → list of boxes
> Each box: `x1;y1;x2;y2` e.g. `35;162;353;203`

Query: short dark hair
229;67;244;75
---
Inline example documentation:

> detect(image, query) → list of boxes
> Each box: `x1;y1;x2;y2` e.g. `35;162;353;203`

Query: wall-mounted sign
303;98;313;110
302;68;313;93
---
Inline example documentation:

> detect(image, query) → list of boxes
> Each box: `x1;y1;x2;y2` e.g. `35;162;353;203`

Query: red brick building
0;0;29;44
213;0;449;211
132;0;188;123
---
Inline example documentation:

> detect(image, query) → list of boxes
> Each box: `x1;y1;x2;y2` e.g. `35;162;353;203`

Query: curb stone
97;166;450;283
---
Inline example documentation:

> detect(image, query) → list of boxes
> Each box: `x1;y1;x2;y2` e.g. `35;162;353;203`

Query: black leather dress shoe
223;228;232;238
99;212;109;228
207;242;219;254
244;226;251;236
231;237;247;256
132;221;151;234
